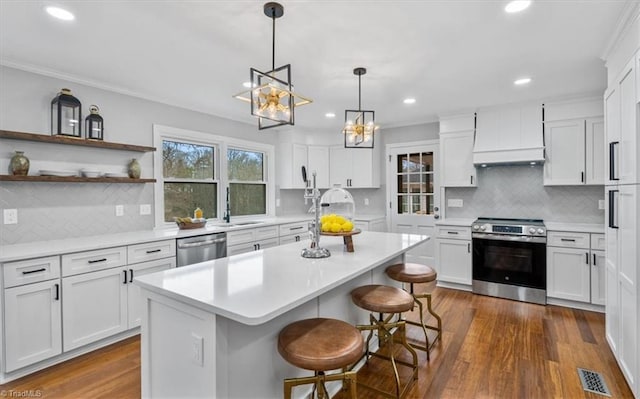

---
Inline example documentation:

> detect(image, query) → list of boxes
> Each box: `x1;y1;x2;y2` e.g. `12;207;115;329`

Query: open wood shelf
0;130;156;152
0;175;156;183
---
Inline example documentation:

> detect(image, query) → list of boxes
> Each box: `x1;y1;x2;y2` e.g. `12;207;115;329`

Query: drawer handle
146;249;162;254
593;253;596;266
560;238;576;242
129;269;134;283
447;231;459;235
123;270;128;284
54;283;60;301
88;258;108;264
22;268;46;275
289;226;304;231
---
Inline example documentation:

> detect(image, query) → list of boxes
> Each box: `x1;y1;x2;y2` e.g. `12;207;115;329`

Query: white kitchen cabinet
543;117;604;186
435;225;472;285
61;246;127;277
127;257;176;328
227;225;280;256
353;217;386;232
440;130;476;187
127;239;176;265
278;221;310;245
307;146;330;189
277;143;308;189
547;232;607;306
62;266;128;351
4;279;62;372
329;146;379;188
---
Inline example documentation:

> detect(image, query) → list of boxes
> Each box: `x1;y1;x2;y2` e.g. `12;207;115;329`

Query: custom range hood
472;102;545;165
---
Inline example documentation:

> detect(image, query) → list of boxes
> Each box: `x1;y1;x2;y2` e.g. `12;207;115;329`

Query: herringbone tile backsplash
0;182;154;245
445;165;605;223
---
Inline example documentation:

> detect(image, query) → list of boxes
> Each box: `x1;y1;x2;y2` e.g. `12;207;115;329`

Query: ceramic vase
10;151;30;176
127;158;141;179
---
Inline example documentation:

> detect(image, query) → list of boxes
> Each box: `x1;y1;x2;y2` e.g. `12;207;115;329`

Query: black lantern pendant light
343;68;377;148
51;88;82;137
233;2;311;130
85;105;104;140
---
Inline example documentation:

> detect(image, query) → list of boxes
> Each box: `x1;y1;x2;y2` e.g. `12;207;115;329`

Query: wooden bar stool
385;263;443;360
278;318;363;399
350;285;418;399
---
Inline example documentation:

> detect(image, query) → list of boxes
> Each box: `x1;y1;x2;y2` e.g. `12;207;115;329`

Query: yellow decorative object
341;221;354;232
194;207;203;219
330;223;342;233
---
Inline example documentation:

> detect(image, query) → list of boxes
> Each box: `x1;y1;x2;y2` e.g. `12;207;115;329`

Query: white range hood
472;102;545;165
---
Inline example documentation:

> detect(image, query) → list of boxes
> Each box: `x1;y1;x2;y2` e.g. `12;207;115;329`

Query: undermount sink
224;221;264;227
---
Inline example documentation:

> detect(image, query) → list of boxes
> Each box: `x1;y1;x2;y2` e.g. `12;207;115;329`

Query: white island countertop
135;231;428;326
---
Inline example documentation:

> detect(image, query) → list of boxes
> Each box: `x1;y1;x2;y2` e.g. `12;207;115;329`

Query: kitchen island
134;231;429;399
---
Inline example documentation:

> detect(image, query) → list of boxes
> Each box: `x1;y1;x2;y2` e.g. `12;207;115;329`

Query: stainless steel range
471;217;547;305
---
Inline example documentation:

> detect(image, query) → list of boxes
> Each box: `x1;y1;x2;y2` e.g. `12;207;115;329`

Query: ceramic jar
10;151;30;176
127;158;141;179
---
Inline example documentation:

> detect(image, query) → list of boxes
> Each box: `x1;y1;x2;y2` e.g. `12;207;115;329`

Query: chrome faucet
223;187;231;223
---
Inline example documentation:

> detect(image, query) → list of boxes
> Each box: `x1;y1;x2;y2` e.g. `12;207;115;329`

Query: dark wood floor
0;287;633;398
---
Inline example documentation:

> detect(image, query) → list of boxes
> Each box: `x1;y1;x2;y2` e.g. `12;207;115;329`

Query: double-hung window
227;148;267;216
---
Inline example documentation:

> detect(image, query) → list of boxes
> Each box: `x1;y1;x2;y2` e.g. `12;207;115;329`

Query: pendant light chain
358;73;362;111
271;7;276;71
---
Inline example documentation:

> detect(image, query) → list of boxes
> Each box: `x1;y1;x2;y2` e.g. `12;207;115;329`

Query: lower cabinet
354;217;387;232
127;257;176;327
435;225;472;285
227;237;279;256
226;225;280;256
4;279;62;372
547;231;605;306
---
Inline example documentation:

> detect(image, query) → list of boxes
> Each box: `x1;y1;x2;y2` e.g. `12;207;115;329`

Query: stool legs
402;283;442;360
355;313;418;398
283;369;357;399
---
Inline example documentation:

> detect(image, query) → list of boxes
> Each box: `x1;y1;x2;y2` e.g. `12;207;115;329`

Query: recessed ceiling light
514;77;532;85
403;98;416;104
45;6;75;21
505;0;531;13
325;112;336;118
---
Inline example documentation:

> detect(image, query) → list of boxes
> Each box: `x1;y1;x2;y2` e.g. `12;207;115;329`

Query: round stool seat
351;285;414;314
278;318;363;372
385;263;437;284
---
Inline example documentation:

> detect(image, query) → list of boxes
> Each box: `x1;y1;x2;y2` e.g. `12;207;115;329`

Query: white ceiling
0;1;629;132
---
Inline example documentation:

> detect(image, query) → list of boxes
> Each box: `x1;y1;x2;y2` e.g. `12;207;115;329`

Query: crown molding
601;0;640;61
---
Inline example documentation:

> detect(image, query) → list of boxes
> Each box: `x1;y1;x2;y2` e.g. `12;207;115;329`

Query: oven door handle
472;233;547;244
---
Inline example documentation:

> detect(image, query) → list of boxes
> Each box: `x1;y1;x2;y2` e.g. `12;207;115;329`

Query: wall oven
471;218;547;305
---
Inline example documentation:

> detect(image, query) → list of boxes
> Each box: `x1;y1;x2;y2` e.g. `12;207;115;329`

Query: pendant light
233;2;312;130
343;67;377;148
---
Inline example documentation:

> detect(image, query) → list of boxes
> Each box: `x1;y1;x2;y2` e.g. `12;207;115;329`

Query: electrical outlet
115;205;124;217
364;198;370;206
3;209;18;225
191;333;204;366
598;200;605;210
447;199;464;208
140;204;151;215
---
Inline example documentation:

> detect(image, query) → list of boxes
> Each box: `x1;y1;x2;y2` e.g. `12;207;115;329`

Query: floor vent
577;368;611;397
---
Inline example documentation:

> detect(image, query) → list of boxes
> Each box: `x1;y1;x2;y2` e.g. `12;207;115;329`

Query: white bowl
81;169;102;178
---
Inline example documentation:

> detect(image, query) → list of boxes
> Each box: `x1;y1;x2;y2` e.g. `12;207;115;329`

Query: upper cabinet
329;146;380;188
307;146;330;189
439;114;476;187
473;102;544;165
543;98;604;186
277;143;330;189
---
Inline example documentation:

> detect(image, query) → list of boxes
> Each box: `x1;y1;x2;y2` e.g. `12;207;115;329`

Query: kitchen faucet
223;187;231;223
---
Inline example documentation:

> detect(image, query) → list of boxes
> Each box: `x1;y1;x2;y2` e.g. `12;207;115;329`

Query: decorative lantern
85;105;104;140
51;88;82;137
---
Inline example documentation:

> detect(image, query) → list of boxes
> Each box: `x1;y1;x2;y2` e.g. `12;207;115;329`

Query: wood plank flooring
0;287;633;398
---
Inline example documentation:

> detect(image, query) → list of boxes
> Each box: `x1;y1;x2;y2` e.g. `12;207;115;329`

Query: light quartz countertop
435;218;475;227
134;231;428;325
545;222;605;234
0;216;312;263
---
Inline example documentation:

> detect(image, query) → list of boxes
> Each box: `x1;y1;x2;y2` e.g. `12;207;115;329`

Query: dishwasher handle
177;237;226;249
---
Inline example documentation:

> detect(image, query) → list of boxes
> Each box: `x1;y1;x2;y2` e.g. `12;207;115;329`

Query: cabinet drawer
62;247;127;277
436;225;471;240
3;256;61;288
590;233;605;251
547;232;590;249
279;221;309;236
254;225;279;240
128;240;176;264
227;229;256;245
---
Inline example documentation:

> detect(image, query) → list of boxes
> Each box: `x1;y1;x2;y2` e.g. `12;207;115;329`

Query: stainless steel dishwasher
176;232;227;267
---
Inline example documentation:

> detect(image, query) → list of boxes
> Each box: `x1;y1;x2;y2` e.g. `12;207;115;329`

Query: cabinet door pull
54;283;60;301
470;175;474;185
467;243;471;253
593;253;596;266
22;268;46;275
295;235;300;242
123;270;128;284
609;141;619;181
146;249;162;254
88;258;107;264
257;243;261;250
585;252;589;264
581;171;584;183
560;238;576;242
129;269;134;283
609;190;619;229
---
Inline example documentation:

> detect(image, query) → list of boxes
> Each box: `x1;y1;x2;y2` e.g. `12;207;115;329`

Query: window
228;148;267;216
396;152;434;215
162;140;217;222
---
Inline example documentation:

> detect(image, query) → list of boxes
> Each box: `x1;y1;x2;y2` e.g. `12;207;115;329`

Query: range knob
529;227;536;234
537;228;545;235
480;225;487;231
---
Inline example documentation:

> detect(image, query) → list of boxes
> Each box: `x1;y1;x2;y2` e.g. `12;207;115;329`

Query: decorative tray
174;218;206;230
